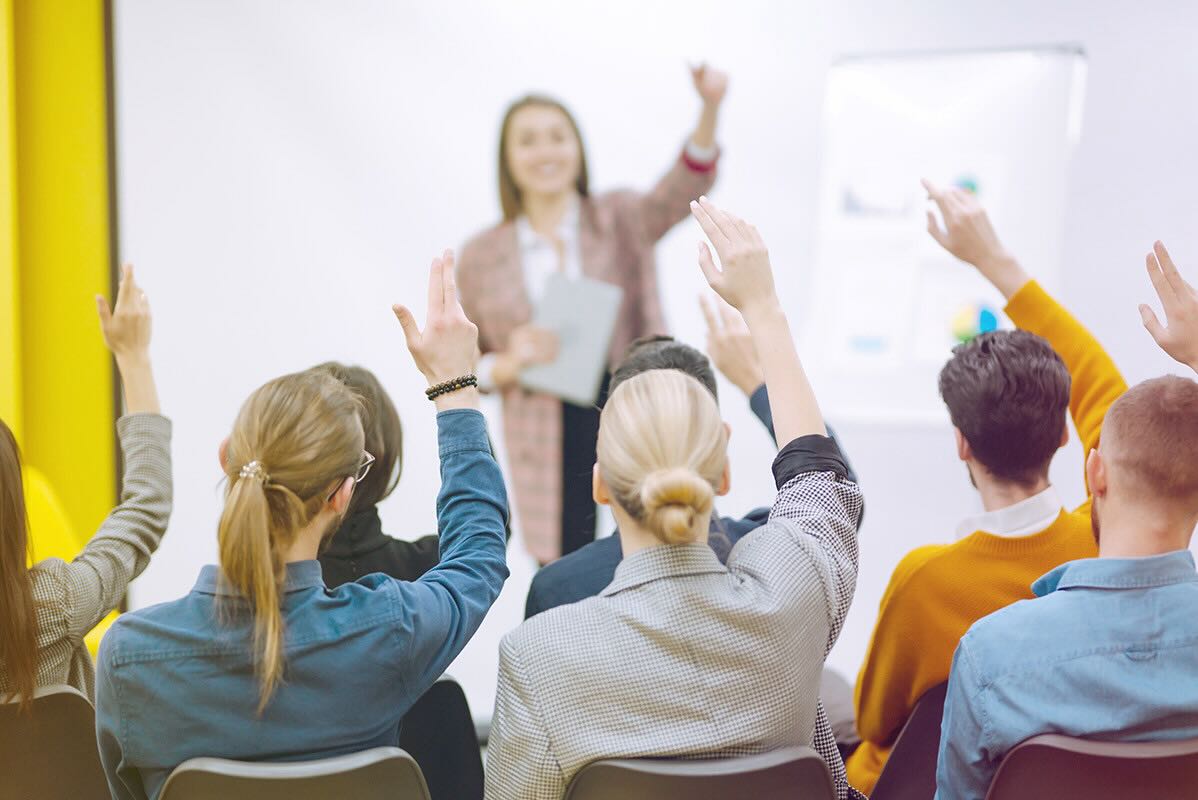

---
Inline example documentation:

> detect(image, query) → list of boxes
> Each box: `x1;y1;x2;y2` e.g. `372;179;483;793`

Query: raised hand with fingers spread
690;196;824;444
922;178;1030;299
394;250;482;411
97;264;159;414
1140;240;1198;372
700;293;763;397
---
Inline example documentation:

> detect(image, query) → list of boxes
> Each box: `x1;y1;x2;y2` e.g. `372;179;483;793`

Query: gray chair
563;745;834;800
984;734;1198;800
0;683;110;800
158;746;430;800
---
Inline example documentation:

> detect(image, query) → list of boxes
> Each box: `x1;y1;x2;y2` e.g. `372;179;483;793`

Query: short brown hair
938;330;1071;486
313;363;402;514
1103;375;1198;505
497;95;589;221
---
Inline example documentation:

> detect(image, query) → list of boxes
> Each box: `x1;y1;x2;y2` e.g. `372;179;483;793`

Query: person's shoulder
526;536;622;618
532;537;620;591
502;597;604;665
99;594;195;665
458;221;516;267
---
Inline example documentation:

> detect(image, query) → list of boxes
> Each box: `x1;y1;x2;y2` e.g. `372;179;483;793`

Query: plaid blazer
457;153;716;563
0;415;172;703
485;442;865;800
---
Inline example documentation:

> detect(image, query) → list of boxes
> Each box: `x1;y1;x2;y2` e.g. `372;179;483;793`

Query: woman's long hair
0;421;38;713
217;371;364;712
497;94;590;221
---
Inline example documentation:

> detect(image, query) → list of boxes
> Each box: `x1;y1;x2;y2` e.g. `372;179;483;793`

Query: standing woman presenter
458;65;727;564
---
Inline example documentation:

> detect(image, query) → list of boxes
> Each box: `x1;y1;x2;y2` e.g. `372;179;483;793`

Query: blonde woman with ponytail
96;252;509;800
0;266;170;711
485;198;866;800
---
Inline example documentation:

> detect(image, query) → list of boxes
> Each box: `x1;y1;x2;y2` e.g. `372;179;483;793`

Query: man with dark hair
846;182;1129;794
524;316;866;800
937;245;1198;798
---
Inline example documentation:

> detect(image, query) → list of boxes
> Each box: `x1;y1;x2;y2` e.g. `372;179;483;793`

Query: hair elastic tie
239;460;270;483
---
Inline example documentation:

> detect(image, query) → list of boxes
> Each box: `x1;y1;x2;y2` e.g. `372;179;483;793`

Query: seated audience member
484;198;864;800
523;328;863;792
313;362;439;585
935;242;1198;800
846;181;1128;794
522;332;772;619
525;313;862;619
313;362;507;800
95;253;509;800
0;267;170;709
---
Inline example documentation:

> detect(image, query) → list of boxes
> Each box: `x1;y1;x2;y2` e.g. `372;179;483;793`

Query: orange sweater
845;281;1128;795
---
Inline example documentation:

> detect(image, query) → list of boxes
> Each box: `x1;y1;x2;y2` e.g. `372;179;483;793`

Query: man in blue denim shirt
96;254;510;800
935;374;1198;800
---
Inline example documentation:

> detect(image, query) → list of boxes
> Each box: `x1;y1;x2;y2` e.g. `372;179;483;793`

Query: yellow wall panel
14;0;114;535
0;0;20;437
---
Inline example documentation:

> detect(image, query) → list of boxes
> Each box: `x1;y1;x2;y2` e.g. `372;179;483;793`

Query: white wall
112;0;1198;723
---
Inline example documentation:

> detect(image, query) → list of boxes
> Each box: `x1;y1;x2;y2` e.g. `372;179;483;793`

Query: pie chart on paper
951;302;1000;343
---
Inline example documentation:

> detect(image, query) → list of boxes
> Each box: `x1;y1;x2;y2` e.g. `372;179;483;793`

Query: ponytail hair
217;371;364;712
0;421;37;713
597;370;727;545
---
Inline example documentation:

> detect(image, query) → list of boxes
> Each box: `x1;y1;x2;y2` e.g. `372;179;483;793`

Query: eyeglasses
327;450;376;502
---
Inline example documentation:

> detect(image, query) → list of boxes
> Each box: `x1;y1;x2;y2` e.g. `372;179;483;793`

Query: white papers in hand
520;274;624;406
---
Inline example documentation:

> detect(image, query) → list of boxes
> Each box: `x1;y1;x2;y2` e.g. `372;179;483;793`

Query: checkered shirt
485;468;864;800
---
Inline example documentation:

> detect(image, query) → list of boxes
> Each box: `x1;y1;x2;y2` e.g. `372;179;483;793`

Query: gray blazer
485;442;863;800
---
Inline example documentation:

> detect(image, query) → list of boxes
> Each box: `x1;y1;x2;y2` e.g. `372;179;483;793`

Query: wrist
739;297;785;327
977;253;1029;299
114;351;152;370
434;386;480;412
734;373;765;397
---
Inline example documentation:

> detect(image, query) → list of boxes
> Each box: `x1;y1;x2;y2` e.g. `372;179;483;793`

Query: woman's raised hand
394;250;481;394
690;63;728;108
97;264;160;414
690;196;779;320
97;264;152;360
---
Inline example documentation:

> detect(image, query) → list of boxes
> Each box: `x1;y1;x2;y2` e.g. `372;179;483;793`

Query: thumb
926;210;949;248
697;241;721;287
96;295;112;328
1139;304;1168;345
392;305;421;349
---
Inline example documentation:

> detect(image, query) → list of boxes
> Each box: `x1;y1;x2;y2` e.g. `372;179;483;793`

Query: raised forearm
690;102;720;150
743;301;825;445
115;353;160;415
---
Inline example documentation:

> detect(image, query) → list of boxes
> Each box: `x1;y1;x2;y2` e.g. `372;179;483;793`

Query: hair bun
638;467;714;544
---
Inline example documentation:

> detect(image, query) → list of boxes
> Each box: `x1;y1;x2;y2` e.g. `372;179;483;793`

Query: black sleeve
771;434;852;490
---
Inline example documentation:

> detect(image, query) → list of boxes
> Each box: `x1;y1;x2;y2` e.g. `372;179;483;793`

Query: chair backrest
158;746;430;800
563;746;834;800
869;681;949;800
985;734;1198;800
398;678;483;800
0;683;110;800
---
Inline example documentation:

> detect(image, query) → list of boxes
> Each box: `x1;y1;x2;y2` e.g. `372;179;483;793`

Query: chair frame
563;745;834;800
159;745;430;800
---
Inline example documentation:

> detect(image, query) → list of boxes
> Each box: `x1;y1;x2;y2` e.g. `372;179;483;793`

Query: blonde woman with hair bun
486;198;867;800
95;252;510;800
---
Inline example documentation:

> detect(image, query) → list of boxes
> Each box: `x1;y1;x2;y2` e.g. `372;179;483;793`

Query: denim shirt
96;410;509;800
935;550;1198;800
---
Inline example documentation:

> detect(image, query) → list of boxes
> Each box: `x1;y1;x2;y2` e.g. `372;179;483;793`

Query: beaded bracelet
426;374;478;401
